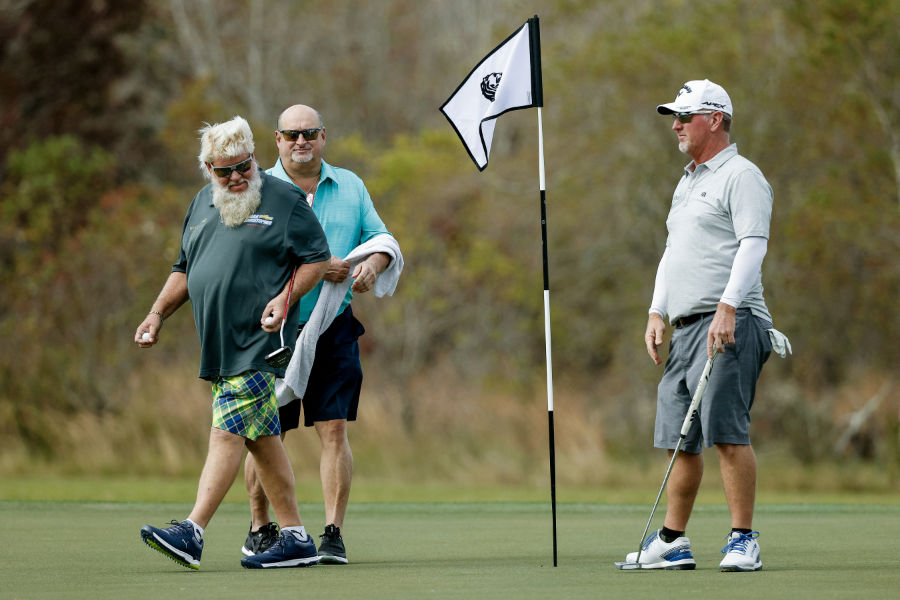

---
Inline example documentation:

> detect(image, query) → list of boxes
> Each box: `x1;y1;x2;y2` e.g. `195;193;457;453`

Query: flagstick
537;106;558;567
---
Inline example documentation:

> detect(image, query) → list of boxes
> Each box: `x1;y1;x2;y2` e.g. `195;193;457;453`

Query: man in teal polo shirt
242;104;400;564
133;116;331;570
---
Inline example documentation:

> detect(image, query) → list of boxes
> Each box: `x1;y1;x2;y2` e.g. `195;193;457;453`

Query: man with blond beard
133;116;331;570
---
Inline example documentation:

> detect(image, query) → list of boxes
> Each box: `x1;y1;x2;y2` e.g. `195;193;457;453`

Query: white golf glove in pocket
766;328;792;358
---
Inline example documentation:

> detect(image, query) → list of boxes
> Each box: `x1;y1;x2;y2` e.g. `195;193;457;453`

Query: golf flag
442;16;559;567
440;16;543;170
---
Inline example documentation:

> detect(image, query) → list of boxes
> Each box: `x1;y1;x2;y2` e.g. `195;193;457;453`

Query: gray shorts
655;309;772;453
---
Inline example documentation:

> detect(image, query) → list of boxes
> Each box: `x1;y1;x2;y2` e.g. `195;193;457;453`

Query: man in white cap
625;79;777;571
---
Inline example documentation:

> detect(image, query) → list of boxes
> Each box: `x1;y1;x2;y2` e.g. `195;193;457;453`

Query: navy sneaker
140;520;203;570
241;522;280;556
240;530;319;569
318;524;348;564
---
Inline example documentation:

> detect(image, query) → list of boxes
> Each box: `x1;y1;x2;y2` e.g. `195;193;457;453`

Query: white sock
281;526;308;541
185;518;204;538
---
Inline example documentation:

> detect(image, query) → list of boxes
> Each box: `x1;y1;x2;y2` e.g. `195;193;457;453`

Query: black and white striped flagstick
538;105;558;568
528;15;557;568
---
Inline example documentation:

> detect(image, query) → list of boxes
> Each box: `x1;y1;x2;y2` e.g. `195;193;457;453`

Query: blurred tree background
0;0;897;491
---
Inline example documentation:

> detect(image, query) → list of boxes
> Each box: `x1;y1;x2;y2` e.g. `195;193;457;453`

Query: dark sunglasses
673;111;713;123
278;128;322;142
210;156;253;178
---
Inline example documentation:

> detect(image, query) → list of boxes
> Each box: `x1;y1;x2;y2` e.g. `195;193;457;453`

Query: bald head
277;105;323;130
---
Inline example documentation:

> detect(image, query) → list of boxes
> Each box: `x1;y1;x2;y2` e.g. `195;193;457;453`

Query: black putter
264;266;297;368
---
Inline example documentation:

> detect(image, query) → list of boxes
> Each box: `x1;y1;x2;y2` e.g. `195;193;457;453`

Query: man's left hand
350;253;390;294
350;259;378;293
707;302;737;357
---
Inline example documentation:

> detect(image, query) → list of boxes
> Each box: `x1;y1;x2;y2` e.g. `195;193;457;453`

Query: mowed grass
2;493;898;600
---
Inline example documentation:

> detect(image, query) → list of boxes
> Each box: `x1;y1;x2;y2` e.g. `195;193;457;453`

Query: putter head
614;561;642;571
264;346;292;368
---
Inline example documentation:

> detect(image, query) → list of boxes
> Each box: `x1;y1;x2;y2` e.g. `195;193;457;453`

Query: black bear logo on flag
481;72;502;102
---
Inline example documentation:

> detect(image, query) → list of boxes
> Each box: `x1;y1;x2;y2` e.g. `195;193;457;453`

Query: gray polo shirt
664;144;772;322
173;172;330;380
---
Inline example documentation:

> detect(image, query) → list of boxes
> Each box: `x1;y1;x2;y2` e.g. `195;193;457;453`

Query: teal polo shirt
173;172;330;380
267;159;391;324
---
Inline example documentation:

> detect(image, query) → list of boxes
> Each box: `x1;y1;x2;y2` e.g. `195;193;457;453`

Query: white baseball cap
657;79;733;117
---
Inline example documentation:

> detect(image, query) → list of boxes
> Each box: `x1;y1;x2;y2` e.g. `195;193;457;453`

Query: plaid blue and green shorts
210;371;280;441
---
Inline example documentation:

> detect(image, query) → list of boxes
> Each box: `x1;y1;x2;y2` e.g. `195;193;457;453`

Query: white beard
212;172;263;228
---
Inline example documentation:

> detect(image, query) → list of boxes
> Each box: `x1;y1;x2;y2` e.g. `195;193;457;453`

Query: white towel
277;234;403;406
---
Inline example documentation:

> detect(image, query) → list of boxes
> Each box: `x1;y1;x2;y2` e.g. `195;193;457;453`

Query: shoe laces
321;524;341;542
265;533;287;553
167;520;192;534
257;523;279;538
721;531;759;554
165;520;200;544
641;530;660;550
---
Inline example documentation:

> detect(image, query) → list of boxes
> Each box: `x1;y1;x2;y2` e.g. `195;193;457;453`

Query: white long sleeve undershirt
649;248;669;318
649;236;768;318
720;236;768;307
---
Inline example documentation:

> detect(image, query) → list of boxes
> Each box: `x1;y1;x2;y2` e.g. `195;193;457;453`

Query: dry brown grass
3;358;897;496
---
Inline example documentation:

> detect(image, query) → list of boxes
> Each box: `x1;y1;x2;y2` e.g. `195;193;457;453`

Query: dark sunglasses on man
278;128;322;142
209;156;254;178
673;111;714;123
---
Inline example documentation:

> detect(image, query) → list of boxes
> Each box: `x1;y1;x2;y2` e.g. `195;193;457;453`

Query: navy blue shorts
279;306;365;431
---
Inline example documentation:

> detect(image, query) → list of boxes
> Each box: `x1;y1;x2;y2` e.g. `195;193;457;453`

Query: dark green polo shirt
173;172;330;380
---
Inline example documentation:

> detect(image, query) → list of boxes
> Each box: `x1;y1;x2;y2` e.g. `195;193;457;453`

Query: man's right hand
322;256;351;282
135;313;163;348
645;313;666;365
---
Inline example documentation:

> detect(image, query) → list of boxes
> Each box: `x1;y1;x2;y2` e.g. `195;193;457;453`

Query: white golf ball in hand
141;332;151;342
265;316;274;325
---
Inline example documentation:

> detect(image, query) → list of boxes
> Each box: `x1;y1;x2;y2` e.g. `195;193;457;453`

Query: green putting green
2;498;897;599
